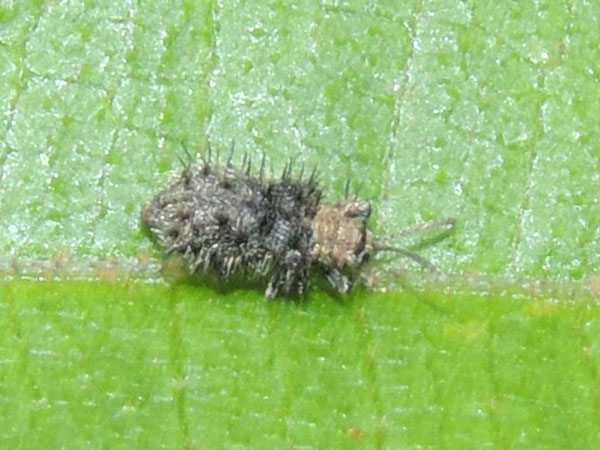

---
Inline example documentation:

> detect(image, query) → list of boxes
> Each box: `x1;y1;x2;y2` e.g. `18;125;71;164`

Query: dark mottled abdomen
142;160;321;298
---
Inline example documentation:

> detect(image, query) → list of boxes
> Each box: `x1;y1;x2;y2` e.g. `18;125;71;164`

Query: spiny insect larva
141;148;455;298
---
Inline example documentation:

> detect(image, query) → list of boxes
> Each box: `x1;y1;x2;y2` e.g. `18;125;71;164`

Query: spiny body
141;152;371;298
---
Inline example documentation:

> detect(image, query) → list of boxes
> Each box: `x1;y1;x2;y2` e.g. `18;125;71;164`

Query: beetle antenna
373;244;442;276
380;218;456;242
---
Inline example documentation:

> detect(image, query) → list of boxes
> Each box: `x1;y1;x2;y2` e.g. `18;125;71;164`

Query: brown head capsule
310;199;372;293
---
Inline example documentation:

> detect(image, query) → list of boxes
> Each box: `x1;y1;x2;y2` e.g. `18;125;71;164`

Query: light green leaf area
0;0;599;447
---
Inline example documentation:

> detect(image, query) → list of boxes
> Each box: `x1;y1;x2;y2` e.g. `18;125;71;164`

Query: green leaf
2;281;600;447
1;0;599;447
